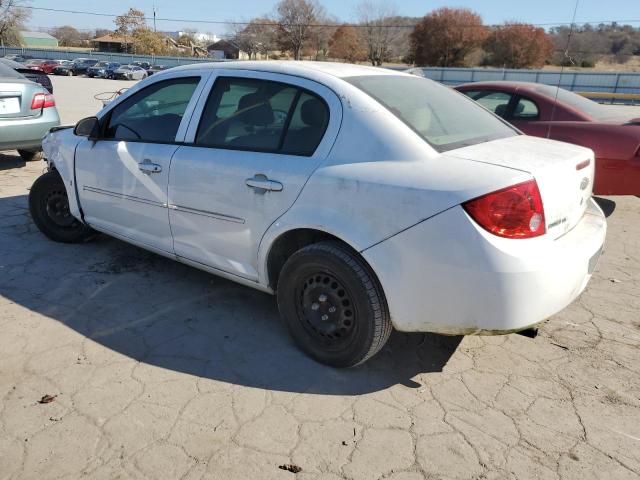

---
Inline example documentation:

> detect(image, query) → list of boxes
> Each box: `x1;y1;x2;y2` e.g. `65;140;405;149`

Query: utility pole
153;4;157;32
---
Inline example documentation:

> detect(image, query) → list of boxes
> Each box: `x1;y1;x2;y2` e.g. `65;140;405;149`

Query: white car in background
30;62;606;367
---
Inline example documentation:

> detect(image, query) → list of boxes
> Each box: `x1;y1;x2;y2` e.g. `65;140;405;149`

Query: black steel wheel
29;170;95;243
277;241;392;367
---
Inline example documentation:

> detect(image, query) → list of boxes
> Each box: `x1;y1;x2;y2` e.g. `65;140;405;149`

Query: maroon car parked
455;81;640;195
24;59;60;74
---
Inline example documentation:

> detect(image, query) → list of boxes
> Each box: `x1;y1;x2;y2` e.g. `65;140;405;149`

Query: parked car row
2;55;172;80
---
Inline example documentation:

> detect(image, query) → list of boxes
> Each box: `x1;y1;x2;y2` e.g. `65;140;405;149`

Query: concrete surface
0;75;639;480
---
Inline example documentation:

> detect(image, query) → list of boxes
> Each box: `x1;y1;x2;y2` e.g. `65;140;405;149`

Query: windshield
346;75;517;152
94;62;108;67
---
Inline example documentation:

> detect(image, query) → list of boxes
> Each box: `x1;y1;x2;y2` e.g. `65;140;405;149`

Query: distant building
206;39;240;60
20;31;58;48
92;34;133;53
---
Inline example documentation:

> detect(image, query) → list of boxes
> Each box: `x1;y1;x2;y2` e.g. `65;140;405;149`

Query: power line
20;5;640;29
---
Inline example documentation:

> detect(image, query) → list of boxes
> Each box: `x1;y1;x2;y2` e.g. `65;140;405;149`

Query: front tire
277;241;392;368
18;149;44;162
29;171;95;243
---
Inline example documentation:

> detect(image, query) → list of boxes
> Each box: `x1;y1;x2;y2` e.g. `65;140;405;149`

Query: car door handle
138;159;162;174
245;175;283;192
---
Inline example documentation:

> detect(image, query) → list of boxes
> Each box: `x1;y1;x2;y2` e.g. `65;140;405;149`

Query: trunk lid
0;79;44;120
448;135;594;239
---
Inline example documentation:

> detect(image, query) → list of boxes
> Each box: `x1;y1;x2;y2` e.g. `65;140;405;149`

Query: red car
455;81;640;195
24;59;60;74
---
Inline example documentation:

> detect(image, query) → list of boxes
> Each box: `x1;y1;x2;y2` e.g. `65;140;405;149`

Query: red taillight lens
30;93;55;110
462;180;546;239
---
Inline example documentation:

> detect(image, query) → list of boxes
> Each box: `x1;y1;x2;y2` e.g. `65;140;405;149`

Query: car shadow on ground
0;152;26;170
593;196;616;218
0;193;461;395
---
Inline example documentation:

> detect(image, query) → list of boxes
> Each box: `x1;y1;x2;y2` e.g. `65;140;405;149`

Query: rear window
533;84;604;119
346;75;517;152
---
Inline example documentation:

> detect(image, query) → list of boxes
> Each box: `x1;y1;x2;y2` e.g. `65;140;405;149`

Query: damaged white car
30;62;606;367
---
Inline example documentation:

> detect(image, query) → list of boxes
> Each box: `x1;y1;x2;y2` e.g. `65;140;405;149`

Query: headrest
494;104;508;117
301;98;327;127
237;93;274;126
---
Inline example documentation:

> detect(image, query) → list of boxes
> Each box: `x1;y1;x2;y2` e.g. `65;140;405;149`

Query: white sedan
30;61;606;367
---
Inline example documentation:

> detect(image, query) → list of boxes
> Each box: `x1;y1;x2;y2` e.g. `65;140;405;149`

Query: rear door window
195;76;329;156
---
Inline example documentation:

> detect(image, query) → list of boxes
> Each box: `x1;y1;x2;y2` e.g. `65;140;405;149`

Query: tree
114;7;146;52
94;28;112;39
484;23;553;68
0;0;30;47
329;24;366;62
133;27;169;55
274;0;323;60
50;25;83;47
356;1;399;66
230;18;277;59
305;15;335;60
409;7;488;67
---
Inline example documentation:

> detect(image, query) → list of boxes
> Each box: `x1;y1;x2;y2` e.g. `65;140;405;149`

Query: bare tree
229;18;277;59
0;0;30;47
306;14;335;60
356;0;398;66
274;0;323;60
49;25;84;47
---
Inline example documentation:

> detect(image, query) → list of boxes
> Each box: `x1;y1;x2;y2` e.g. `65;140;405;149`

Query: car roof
456;80;543;91
171;61;405;82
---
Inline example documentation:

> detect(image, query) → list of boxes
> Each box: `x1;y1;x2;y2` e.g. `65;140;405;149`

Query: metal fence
409;67;640;95
0;46;214;68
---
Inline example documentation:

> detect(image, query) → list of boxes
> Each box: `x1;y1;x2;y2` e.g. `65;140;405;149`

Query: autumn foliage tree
484;23;553;68
409;8;487;67
328;25;366;62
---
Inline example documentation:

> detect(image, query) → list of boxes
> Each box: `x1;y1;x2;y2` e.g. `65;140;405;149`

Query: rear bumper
0;108;61;151
363;198;607;334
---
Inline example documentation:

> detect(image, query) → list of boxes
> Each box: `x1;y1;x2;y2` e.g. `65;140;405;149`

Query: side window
464;90;513;118
512;97;539;120
281;92;329;155
104;77;200;142
196;77;329;156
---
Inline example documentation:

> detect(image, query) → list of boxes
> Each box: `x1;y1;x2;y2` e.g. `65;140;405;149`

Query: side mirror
74;116;101;139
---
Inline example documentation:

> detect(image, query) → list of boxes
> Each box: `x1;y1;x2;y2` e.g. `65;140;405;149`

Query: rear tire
18;150;44;162
277;241;392;368
29;170;95;243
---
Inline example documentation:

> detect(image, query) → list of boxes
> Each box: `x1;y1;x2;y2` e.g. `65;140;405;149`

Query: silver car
112;65;148;81
0;61;60;161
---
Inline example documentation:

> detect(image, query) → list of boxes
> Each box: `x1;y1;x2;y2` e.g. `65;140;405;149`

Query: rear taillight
462;179;546;239
30;93;55;110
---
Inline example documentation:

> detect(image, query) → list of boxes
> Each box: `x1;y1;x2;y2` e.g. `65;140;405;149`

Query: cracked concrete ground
1;76;640;480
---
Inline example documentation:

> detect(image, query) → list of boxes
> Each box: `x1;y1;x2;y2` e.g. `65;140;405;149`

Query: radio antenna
548;0;580;138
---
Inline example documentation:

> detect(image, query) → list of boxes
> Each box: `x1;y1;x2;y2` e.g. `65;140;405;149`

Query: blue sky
26;0;640;33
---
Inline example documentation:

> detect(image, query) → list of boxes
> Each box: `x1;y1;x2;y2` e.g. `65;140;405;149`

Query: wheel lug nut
318;294;327;302
328;306;336;313
311;303;319;311
321;314;329;321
